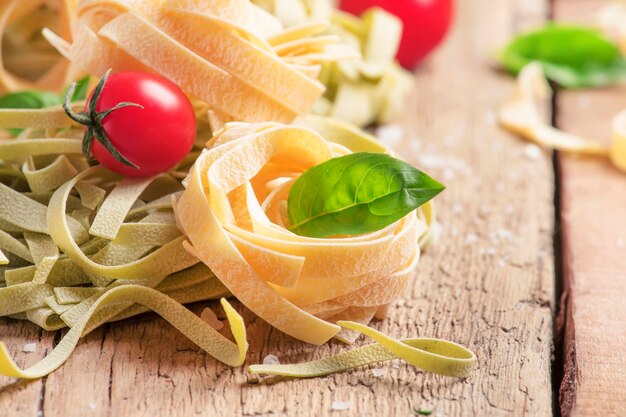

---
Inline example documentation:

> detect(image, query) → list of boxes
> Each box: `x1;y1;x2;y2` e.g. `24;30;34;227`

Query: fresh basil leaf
0;91;64;136
499;24;626;88
65;75;90;101
0;91;62;109
287;152;444;238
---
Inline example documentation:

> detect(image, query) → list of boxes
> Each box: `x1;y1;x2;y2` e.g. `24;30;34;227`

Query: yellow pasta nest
176;118;432;345
42;0;358;125
0;0;79;93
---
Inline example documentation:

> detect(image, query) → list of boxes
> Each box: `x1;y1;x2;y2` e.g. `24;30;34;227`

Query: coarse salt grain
577;94;592;109
372;368;385;377
376;125;404;147
484;110;497;126
331;401;353;411
88;402;97;411
524;144;542;161
464;233;478;245
262;354;280;365
617;238;625;247
497;229;513;240
22;343;36;353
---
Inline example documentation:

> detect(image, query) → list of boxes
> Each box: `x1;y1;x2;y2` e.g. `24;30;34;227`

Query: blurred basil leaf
287;152;444;238
499;24;626;88
65;75;90;101
0;91;63;136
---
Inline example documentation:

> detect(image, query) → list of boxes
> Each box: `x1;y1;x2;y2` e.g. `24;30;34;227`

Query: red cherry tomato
339;0;454;69
87;72;196;177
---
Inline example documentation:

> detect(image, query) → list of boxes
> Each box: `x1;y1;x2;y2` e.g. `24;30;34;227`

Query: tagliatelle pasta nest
253;0;414;127
176;119;428;345
0;0;80;93
42;0;358;125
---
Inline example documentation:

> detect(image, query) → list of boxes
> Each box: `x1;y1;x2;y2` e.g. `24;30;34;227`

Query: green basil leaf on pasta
65;76;90;101
499;24;626;88
287;152;444;238
0;91;63;136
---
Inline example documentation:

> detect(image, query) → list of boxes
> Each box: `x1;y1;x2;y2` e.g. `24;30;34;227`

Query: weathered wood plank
554;1;626;415
0;319;54;417
0;0;555;416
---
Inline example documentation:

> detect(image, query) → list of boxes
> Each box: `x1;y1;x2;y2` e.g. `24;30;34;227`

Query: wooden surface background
554;2;626;416
1;0;625;416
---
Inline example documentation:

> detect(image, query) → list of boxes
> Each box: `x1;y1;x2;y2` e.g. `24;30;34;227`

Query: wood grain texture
0;0;556;416
554;1;626;415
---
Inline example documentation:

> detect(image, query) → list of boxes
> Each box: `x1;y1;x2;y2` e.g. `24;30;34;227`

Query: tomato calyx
63;69;143;170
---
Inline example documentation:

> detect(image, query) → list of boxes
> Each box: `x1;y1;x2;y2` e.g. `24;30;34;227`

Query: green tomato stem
63;68;143;170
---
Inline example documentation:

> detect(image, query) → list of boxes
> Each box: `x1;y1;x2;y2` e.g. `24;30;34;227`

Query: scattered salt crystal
495;183;505;193
200;308;224;331
451;203;464;215
484;110;498;126
418;154;446;169
409;139;422;153
498;259;506;268
524;144;542;161
22;343;36;353
577;94;592;109
464;233;478;245
504;205;515;215
262;354;280;365
88;402;97;411
331;401;353;411
429;222;443;245
497;229;513;240
442;169;455;180
442;135;455;147
617;238;625;247
372;368;385;377
391;361;401;369
486;247;497;256
376;125;404;147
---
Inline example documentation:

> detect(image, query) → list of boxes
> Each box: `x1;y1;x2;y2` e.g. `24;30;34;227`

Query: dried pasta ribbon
499;62;626;173
611;110;626;172
249;321;476;379
42;0;357;123
0;289;246;379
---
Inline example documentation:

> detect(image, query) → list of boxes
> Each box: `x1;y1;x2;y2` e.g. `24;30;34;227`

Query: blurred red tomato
339;0;454;68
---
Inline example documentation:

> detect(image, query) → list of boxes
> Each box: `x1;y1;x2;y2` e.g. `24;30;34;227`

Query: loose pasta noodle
498;62;626;173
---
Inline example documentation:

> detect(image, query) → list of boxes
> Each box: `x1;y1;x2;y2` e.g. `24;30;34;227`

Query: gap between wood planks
545;3;567;417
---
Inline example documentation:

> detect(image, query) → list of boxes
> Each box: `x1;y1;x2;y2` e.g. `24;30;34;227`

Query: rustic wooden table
1;0;625;416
